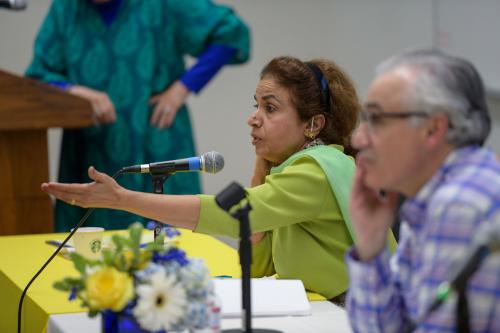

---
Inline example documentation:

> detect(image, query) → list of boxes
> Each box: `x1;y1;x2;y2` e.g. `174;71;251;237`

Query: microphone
425;222;500;316
0;0;27;10
121;151;224;175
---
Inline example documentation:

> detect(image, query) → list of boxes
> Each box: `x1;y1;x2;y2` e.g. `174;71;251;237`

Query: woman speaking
42;56;364;303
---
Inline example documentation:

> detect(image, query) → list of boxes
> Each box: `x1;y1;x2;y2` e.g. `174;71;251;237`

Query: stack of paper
214;278;311;318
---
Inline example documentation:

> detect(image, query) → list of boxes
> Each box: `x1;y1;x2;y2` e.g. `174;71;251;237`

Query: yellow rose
86;267;134;311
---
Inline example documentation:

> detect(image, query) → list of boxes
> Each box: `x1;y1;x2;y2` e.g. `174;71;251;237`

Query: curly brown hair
260;56;360;156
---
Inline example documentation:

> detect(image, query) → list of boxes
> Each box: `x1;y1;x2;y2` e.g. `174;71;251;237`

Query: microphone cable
17;169;124;333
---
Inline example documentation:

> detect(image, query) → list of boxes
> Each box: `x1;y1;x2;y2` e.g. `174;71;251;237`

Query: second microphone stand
216;182;281;333
151;172;171;240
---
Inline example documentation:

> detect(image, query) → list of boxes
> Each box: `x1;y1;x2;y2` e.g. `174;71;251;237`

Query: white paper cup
72;227;104;260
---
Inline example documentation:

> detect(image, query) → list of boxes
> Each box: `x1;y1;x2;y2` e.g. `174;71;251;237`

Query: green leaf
129;222;143;248
143;242;155;251
53;277;83;291
142;235;166;252
88;310;100;318
70;252;88;275
112;234;126;251
116;253;128;271
53;280;71;291
154;233;165;246
102;248;114;266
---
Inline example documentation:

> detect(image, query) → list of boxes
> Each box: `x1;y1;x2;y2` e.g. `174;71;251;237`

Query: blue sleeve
180;44;236;94
49;81;73;90
167;0;250;64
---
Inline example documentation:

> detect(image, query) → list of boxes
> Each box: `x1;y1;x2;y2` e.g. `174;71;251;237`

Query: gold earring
307;116;317;139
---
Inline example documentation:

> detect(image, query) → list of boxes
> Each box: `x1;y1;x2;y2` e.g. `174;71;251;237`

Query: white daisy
133;270;187;331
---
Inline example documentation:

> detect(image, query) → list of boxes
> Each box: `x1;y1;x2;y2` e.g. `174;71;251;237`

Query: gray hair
375;49;491;147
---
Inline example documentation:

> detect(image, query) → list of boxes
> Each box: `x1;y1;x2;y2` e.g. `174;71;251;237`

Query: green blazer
196;145;356;298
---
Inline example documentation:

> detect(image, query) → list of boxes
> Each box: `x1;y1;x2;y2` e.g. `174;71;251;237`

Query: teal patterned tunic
26;0;250;231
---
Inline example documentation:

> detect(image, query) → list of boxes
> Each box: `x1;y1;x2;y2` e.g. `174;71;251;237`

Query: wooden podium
0;70;93;235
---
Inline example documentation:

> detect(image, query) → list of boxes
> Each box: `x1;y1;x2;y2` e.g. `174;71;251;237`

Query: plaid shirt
346;145;500;333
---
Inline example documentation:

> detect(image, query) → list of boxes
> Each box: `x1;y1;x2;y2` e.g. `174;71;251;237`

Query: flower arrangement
54;223;218;333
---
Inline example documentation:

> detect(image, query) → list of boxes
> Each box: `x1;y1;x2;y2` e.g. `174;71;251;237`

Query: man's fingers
351;165;367;196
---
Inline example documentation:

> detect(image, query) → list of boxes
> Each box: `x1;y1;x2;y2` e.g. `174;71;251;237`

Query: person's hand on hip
149;80;189;129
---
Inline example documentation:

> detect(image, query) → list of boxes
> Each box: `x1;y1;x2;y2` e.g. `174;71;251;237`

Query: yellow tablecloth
0;229;240;333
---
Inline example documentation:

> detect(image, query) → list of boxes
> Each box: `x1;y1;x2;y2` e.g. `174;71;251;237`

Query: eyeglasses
360;110;429;133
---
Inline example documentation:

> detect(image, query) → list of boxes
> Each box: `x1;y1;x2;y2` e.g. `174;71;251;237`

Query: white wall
1;0;498;195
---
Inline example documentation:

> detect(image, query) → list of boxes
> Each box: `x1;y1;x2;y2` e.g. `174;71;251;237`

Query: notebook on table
214;278;312;318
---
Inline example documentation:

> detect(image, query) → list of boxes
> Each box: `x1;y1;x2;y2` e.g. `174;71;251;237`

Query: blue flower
146;221;158;230
69;287;78;301
135;263;163;281
153;248;189;266
146;222;180;239
164;227;181;239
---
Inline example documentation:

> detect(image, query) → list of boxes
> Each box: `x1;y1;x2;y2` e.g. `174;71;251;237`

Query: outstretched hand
349;164;399;261
41;167;126;209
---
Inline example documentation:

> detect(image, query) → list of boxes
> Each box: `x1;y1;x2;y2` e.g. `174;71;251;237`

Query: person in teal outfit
42;56;390;301
26;0;250;231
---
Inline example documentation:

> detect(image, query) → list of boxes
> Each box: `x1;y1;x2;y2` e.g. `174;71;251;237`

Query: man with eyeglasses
345;49;500;332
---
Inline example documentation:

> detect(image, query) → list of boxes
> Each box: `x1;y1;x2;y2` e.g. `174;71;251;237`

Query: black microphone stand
216;182;281;333
409;244;493;333
151;172;171;240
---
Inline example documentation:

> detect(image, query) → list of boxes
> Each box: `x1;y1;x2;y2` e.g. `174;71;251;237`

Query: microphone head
201;151;224;174
10;0;27;9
